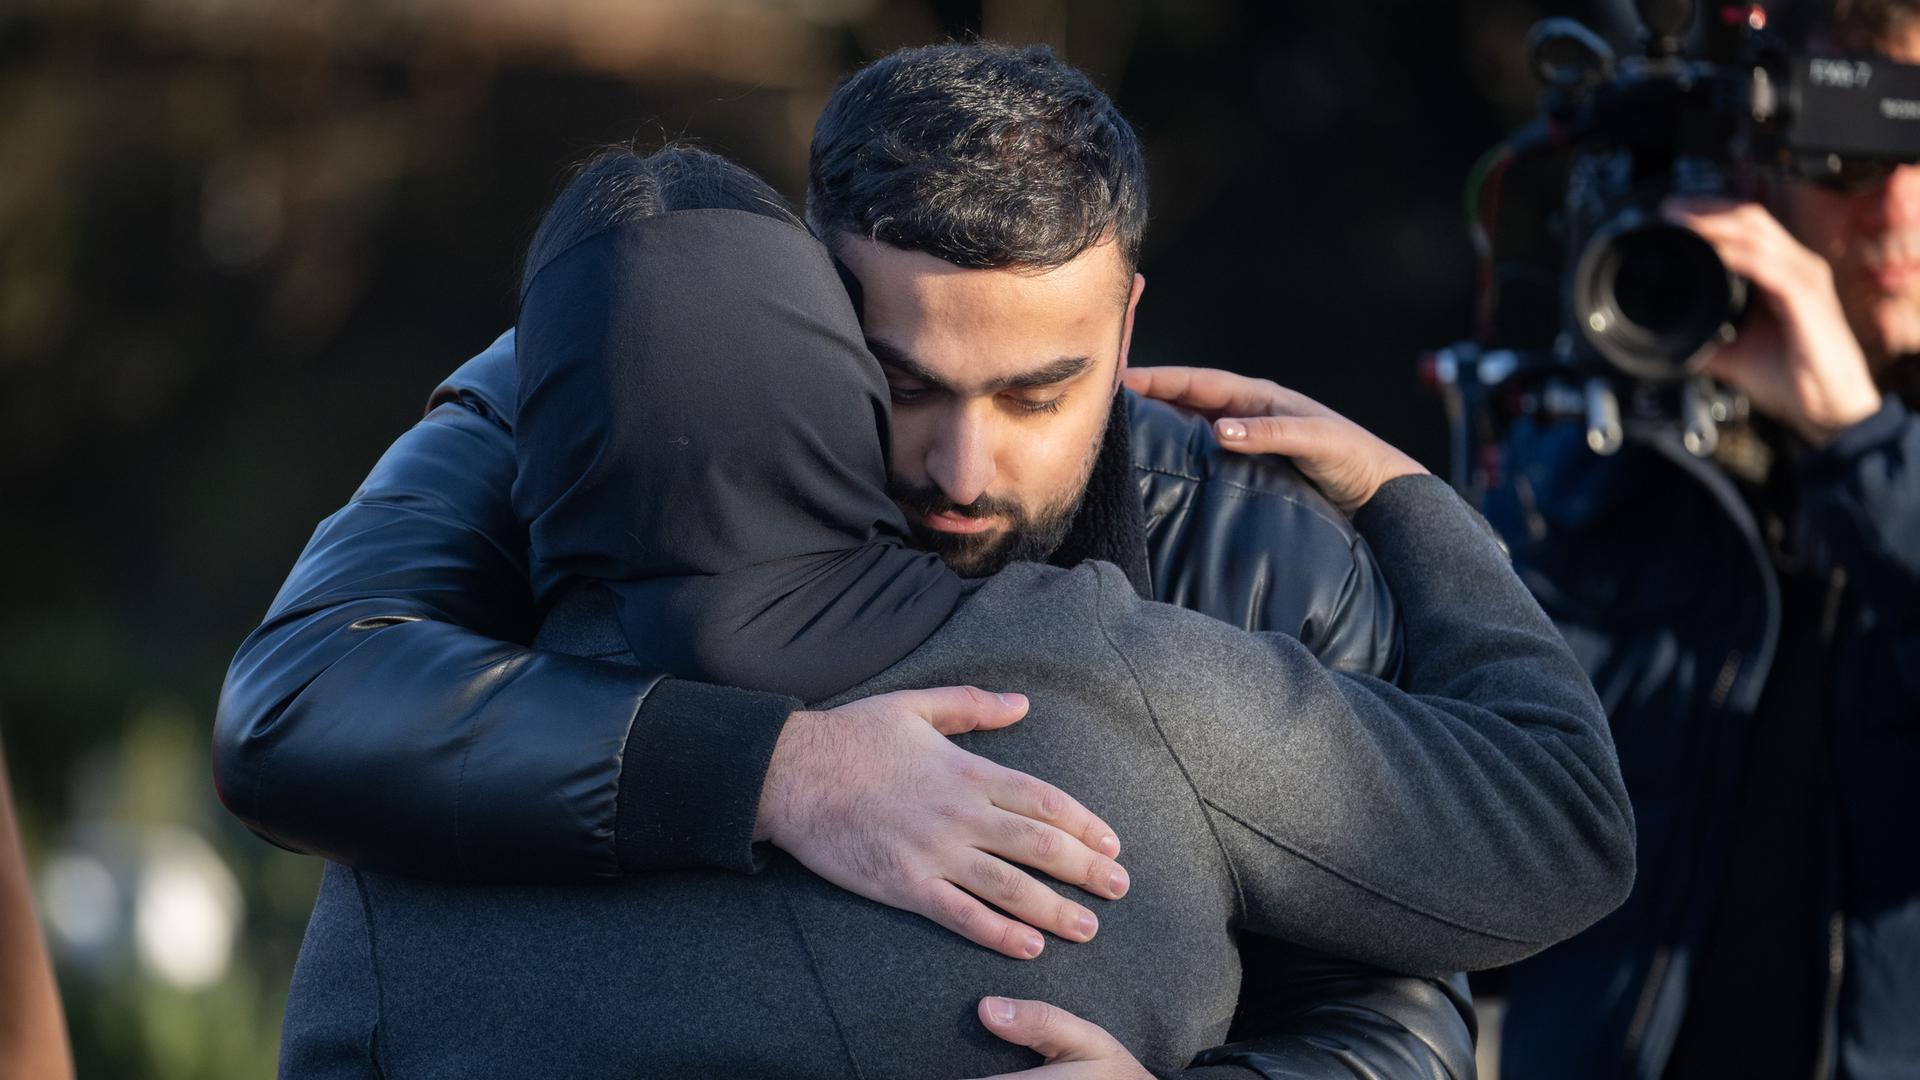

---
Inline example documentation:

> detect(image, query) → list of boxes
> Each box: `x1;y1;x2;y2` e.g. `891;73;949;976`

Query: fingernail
998;692;1026;708
1077;912;1099;938
1023;934;1044;958
1099;833;1119;856
1109;868;1129;896
1217;420;1247;441
986;997;1017;1024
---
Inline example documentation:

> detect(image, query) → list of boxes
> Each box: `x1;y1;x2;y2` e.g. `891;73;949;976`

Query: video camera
1425;0;1920;486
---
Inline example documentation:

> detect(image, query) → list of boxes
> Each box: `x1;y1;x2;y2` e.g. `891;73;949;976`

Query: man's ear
1115;272;1146;388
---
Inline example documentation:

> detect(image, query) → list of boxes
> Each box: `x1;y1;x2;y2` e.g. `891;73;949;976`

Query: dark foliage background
0;0;1642;1073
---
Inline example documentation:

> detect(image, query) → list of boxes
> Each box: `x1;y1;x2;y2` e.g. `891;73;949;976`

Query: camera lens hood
1572;210;1746;381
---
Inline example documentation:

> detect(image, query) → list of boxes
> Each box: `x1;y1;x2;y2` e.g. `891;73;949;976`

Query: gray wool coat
279;476;1634;1080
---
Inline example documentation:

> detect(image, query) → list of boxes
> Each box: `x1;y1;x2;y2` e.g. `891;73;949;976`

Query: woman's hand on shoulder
1124;365;1426;515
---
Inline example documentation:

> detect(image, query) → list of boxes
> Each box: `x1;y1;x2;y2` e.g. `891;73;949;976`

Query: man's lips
1870;260;1920;291
916;509;999;535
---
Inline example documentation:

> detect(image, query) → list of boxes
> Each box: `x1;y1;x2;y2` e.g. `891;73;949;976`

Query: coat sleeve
1801;397;1920;714
1131;392;1469;1080
1099;474;1636;978
212;337;798;880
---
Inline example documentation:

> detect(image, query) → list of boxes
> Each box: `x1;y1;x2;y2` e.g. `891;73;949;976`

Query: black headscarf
512;209;973;701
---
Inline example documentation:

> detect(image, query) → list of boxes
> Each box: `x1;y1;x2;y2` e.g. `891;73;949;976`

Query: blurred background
0;0;1637;1074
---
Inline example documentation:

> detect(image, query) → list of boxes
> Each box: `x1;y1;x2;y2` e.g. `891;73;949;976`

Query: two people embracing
217;42;1634;1080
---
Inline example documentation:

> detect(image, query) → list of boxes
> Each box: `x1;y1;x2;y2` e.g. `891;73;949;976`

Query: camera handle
1421;342;1744;502
1580;375;1726;457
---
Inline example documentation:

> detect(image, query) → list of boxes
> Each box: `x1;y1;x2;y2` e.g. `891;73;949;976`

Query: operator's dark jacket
1485;397;1920;1080
225;331;1475;1077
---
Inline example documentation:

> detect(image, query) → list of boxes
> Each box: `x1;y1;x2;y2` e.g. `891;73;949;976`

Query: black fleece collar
1047;390;1153;600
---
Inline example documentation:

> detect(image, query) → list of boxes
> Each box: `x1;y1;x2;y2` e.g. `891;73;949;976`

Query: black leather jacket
215;331;1475;1080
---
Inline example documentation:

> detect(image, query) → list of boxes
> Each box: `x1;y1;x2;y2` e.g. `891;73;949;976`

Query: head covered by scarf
512;209;974;701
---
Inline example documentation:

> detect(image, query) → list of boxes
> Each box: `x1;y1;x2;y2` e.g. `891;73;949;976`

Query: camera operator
1488;2;1920;1078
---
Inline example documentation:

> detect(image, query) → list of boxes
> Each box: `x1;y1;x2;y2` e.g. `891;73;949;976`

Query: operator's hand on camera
1122;366;1427;514
754;687;1129;961
1664;196;1884;447
965;998;1155;1080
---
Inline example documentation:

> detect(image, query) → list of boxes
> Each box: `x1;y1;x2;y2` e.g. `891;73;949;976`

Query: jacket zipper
1809;566;1850;1080
1812;910;1846;1080
1621;945;1673;1062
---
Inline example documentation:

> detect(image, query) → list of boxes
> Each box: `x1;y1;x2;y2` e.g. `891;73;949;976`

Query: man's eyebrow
867;337;1093;394
990;354;1094;391
866;338;952;392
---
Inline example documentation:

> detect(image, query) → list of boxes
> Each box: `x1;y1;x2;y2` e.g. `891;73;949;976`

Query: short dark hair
806;42;1148;274
522;144;804;301
1799;0;1920;48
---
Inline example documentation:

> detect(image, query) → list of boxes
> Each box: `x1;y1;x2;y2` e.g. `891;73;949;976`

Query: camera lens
1612;232;1713;328
1573;214;1745;381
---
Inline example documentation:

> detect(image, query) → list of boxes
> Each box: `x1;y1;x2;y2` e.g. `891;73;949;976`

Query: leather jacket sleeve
1190;960;1476;1080
1138;939;1477;1080
212;333;798;880
1164;939;1476;1077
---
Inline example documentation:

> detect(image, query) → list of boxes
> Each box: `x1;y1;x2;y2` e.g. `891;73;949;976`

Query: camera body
1548;1;1920;382
1427;0;1920;481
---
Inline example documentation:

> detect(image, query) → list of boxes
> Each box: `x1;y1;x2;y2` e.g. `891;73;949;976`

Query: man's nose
925;405;997;508
1870;163;1920;230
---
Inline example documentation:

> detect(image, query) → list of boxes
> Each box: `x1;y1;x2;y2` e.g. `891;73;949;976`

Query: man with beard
1488;3;1920;1077
218;44;1492;1078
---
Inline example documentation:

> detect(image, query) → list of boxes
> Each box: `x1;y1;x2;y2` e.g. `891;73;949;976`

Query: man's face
834;236;1146;576
1785;20;1920;367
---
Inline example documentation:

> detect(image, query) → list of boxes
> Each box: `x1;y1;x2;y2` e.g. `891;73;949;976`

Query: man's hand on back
1122;366;1427;515
755;687;1130;960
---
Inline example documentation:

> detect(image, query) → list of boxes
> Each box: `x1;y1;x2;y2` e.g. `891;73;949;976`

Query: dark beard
888;480;1084;577
887;406;1109;578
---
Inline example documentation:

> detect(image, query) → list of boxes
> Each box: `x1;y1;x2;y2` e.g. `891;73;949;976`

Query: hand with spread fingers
755;687;1129;961
966;997;1154;1080
1122;366;1427;514
1663;195;1884;446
